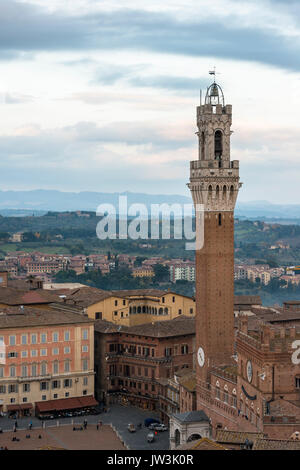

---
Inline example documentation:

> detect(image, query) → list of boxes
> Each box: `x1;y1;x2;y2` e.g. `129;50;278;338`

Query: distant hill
0;190;299;220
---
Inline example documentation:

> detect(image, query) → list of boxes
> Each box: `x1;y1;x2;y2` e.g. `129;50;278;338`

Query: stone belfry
188;80;241;402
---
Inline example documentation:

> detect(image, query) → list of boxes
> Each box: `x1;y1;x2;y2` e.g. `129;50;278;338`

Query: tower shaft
188;87;241;397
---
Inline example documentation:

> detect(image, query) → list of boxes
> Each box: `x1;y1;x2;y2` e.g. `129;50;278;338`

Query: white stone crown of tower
188;82;242;212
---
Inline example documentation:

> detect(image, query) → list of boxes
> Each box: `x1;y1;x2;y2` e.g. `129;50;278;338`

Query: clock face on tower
246;360;253;383
197;347;205;367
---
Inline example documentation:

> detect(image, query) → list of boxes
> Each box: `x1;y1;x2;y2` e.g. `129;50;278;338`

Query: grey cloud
93;63;207;91
1;2;300;72
0;121;193;161
129;75;208;91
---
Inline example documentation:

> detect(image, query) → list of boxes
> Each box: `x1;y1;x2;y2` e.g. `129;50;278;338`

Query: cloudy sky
0;0;300;203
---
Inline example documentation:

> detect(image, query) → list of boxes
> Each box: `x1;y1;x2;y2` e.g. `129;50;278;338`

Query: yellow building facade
85;290;195;326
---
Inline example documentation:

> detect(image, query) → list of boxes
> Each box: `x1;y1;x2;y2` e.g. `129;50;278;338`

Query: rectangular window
64;361;70;372
10;366;16;377
21;335;27;345
64;331;70;341
0;367;3;378
40;382;49;391
0;385;6;393
53;332;59;343
31;334;37;344
40;349;47;357
82;329;88;340
82;345;88;353
8;352;17;358
41;363;47;375
21;365;28;378
53;348;59;355
64;347;70;354
41;333;47;344
82;359;88;371
9;336;16;346
52;380;60;389
23;383;30;393
83;377;88;386
31;350;37;357
53;362;59;374
181;344;188;354
31;364;37;377
296;378;300;389
63;379;72;388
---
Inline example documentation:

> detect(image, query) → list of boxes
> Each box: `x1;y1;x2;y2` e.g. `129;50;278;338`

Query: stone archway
187;433;202;442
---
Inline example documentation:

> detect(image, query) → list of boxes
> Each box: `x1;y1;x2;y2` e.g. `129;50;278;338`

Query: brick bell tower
188;79;242;404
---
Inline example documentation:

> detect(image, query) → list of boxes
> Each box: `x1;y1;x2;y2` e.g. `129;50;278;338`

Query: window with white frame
21;334;27;345
82;329;88;340
31;364;37;377
40;333;47;344
31;334;37;344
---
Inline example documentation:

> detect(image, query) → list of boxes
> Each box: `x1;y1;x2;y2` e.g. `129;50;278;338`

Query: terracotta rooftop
178;373;196;393
0;287;62;306
253;438;300;450
216;429;265;445
0;307;93;329
178;437;228;450
64;286;114;307
234;295;262;306
94;316;195;338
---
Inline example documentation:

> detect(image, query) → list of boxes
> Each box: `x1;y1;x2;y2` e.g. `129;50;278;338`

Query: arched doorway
175;429;181;447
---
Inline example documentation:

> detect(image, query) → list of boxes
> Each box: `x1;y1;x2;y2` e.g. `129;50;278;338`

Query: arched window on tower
201;131;205;160
214;130;223;160
218;213;222;226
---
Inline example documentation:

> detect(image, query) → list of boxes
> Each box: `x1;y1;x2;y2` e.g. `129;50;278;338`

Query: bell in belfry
210;84;219;97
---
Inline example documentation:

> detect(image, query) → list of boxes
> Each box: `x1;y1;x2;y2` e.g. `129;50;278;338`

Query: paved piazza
0;404;170;450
